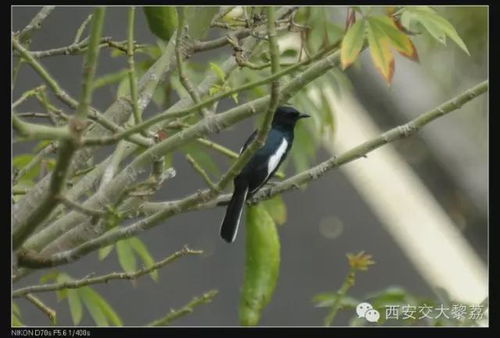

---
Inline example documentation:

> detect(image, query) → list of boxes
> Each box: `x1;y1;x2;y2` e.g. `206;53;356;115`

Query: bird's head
272;106;310;128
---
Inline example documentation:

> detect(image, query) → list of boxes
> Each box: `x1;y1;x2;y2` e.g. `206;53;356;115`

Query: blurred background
12;6;487;326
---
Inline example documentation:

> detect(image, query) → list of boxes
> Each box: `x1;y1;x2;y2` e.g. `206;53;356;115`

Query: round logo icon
356;302;373;318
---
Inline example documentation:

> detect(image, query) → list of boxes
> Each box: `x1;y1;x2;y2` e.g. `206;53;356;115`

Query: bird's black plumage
220;106;309;243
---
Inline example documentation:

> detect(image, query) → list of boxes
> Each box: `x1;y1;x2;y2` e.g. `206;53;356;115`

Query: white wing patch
267;138;288;179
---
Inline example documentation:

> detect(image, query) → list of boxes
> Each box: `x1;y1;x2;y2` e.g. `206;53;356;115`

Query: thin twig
24;293;56;325
148;289;218;326
196;138;238;159
323;267;356;326
185;154;217;189
29;37;112;58
17;6;55;43
81;43;334;147
12;34;152;147
141;80;490;218
12;8;106;251
208;6;282;193
12;85;45;109
57;195;105;217
13;142;57;185
16;48;350;266
73;13;93;44
13;246;202;296
175;8;211;118
126;7;143;130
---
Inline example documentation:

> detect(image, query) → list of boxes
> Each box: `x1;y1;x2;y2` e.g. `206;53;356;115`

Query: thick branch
141;81;490;221
13;115;70;141
81;45;326;147
12;8;106;251
18;47;345;262
13;7;329;264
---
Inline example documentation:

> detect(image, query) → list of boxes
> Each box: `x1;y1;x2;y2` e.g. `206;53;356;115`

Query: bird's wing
239;129;257;154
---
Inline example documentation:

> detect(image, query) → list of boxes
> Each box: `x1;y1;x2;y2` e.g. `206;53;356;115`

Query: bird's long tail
220;180;249;243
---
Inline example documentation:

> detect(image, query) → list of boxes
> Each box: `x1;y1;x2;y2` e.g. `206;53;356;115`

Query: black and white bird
220;106;310;243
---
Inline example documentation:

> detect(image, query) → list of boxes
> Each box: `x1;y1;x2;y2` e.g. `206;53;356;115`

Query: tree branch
13;246;201;295
81;44;329;147
29;37;112;58
24;293;56;325
13;7;333;264
13;115;70;141
140;80;490;220
209;6;282;192
73;13;93;44
185;154;217;189
17;47;345;263
126;7;143;129
17;6;55;43
175;8;211;118
12;34;152;147
12;8;106;251
147;289;218;326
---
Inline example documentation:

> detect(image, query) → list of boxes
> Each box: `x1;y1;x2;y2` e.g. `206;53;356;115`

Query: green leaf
13;154;39;183
368;15;418;60
143;7;178;41
115;239;137;273
39;270;60;284
117;76;130;98
98;244;114;261
209;85;222;96
366;286;408;308
239;205;280;326
401;7;469;55
426;13;470;55
312;292;359;308
79;287;122;326
55;273;73;301
128;237;159;282
319;86;336;136
184;7;219;39
341;19;366;69
67;289;83;325
367;18;395;84
416;15;447;44
290;121;317;173
12;312;23;327
12;301;26;326
209;62;226;82
33;140;52;152
79;287;108;326
304;7;340;54
93;70;129;90
261;195;287;225
11;302;21;316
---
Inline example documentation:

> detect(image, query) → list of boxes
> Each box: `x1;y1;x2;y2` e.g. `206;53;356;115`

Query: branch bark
13;8;106;250
13;246;201;296
16;78;487;270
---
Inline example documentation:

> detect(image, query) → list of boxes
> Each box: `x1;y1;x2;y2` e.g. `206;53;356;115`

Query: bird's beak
298;113;310;119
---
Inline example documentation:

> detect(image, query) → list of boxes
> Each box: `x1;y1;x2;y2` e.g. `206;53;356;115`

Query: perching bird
220;106;310;243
